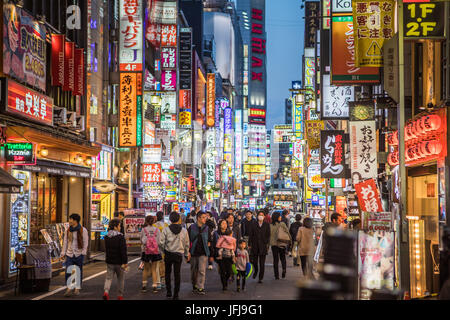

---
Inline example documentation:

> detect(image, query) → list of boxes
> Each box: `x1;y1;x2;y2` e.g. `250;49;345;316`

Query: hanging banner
119;73;138;147
119;0;143;71
349;101;376;121
73;48;85;96
352;0;395;67
331;15;380;84
142;164;162;183
306;120;324;149
206;73;215;127
350;121;377;181
3;4;47;92
161;70;176;91
354;178;383;212
320;130;347;179
322;74;354;119
51;34;65;87
404;2;445;39
63;42;75;92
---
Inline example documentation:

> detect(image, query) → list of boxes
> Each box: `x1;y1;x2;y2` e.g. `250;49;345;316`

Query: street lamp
295;93;305;104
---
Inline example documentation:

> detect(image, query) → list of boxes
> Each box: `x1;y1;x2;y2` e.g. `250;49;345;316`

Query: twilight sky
266;0;304;130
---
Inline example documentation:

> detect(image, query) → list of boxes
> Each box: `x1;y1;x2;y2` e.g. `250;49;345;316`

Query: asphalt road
1;250;307;300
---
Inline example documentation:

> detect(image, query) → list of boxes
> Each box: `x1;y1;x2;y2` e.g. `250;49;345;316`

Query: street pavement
0;251;306;300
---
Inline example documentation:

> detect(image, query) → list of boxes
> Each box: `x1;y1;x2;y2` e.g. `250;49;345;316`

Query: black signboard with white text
5;143;34;164
320;130;347;178
404;2;445;39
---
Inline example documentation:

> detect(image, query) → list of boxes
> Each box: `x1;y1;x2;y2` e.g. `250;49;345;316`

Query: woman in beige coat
296;217;314;278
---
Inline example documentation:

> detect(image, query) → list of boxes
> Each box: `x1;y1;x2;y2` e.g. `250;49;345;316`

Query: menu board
40;222;69;262
9;170;30;274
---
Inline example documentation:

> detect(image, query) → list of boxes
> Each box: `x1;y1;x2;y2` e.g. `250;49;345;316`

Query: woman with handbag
270;211;292;280
296;217;315;278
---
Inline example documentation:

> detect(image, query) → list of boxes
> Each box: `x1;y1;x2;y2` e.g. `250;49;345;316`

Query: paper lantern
388;152;399;166
424;114;442;132
427;140;443;155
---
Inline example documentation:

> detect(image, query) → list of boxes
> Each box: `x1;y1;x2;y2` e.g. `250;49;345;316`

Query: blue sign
292;81;302;89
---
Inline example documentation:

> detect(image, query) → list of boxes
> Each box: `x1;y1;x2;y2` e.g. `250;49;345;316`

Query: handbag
276;225;291;247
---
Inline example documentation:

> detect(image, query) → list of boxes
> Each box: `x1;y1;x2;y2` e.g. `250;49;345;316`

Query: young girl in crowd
235;239;250;292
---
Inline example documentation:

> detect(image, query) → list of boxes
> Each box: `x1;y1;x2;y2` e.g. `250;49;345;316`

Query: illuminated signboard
322;74;354;119
404;2;445;39
142;164;161;183
119;73;141;147
206;73;215;127
5;143;34;165
304;48;315;90
293;103;304;138
249;107;266;124
273;125;293;143
119;0;143;71
179;89;192;128
4;79;54;126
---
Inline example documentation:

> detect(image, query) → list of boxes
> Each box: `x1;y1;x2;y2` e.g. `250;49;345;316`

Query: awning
0;167;23;193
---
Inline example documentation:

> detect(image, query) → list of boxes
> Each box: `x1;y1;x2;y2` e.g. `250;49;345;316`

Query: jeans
250;255;266;281
190;255;208;290
164;251;182;296
104;264;125;296
271;246;287;278
236;270;246;289
65;255;84;288
300;255;313;277
218;257;233;289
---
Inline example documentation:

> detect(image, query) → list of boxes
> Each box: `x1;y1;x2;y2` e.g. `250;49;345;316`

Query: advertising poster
362;211;393;232
308;164;325;188
358;231;395;299
9;170;30;274
331;15;379;84
355;178;383;212
156;129;170;160
161;92;176;114
352;0;395;67
350;121;377;181
273;125;293;143
142;144;161;163
3;4;47;91
123;216;145;247
349;101;375;121
320;130;347;178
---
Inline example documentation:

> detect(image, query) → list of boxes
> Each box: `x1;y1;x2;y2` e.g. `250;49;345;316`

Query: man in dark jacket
187;211;211;295
248;211;271;283
289;214;303;266
241;210;255;242
321;212;343;258
226;213;242;242
103;219;128;300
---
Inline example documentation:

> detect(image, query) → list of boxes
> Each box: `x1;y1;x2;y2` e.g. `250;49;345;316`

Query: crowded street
1;0;450;308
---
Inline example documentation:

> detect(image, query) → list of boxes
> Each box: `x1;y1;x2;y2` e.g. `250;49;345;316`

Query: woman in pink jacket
213;220;236;291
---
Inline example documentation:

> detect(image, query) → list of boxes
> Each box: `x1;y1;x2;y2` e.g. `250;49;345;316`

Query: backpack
144;227;159;255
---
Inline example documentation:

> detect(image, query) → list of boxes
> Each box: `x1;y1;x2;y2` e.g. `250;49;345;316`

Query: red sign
73;48;85;96
6;79;53;126
354;179;383;212
63;41;75;92
143;164;161;183
161;25;177;47
51;34;65;87
251;8;265;82
179;90;191;109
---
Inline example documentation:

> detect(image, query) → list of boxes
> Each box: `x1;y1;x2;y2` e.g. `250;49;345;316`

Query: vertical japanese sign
322;0;331;30
73;48;85;96
322;74;354;119
179;89;192;128
293;103;304;138
206;73;216;127
320;130;347;178
350;121;377;181
63;41;75;92
206;130;216;186
352;0;395;67
250;3;266;106
119;73;138;147
119;0;143;71
3;4;47;92
305;120;324;149
331;15;380;84
161;47;176;69
161;70;176;91
304;48;315;90
354;178;383;212
305;1;320;47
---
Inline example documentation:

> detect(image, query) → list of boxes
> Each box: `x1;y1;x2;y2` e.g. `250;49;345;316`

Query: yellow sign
353;0;395;67
244;164;266;173
119;73;138;146
305;120;324;149
179;110;192;126
206;73;215;127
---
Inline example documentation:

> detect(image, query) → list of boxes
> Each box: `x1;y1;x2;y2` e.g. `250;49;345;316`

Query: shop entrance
407;168;440;298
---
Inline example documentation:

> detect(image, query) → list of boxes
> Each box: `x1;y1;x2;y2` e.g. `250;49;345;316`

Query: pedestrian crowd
60;207;351;300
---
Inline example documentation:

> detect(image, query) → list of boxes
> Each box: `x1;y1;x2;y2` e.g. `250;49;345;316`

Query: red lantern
427;140;443;155
388;152;399;166
424;114;442;133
